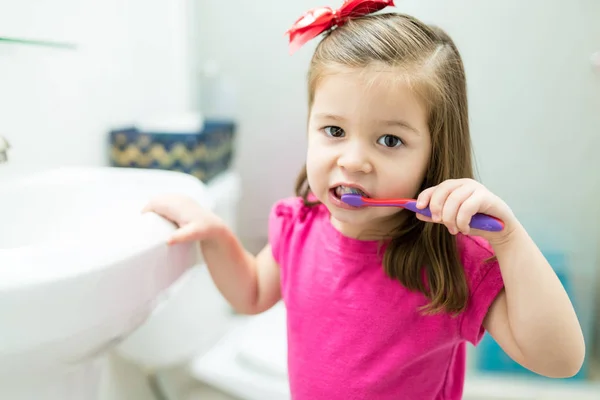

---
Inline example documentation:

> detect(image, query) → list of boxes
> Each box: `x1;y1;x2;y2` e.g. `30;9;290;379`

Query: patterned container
109;120;236;183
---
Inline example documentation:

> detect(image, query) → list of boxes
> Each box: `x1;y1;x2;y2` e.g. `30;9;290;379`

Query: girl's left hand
415;178;519;244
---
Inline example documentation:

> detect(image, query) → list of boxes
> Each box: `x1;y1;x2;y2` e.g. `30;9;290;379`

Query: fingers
416;179;483;236
442;184;476;235
141;194;194;225
141;202;163;216
142;196;174;217
168;214;225;245
426;179;463;223
139;194;224;246
415;213;433;223
168;222;207;245
141;201;154;214
456;190;488;235
416;186;436;209
140;195;210;245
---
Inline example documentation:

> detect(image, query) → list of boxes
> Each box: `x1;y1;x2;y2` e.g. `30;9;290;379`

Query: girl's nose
337;143;373;174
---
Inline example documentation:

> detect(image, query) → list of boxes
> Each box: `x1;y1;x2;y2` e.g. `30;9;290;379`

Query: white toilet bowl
189;301;290;400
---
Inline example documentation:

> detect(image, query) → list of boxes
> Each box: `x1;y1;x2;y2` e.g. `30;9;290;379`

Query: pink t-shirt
268;197;504;400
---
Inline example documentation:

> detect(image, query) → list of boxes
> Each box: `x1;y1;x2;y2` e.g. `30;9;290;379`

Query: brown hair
295;13;475;315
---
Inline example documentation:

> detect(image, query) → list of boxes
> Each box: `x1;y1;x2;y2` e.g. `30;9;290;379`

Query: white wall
193;0;316;251
194;0;600;252
0;0;195;176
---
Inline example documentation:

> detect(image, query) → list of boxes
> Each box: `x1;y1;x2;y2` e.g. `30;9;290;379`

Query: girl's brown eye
378;134;403;148
324;126;345;137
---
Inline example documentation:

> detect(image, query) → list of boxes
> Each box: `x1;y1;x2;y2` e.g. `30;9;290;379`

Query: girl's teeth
336;186;366;197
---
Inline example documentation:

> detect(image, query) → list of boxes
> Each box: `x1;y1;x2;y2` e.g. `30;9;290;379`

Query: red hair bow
285;0;395;55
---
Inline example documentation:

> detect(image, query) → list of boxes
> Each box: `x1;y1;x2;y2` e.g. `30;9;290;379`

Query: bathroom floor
155;364;239;400
184;383;238;400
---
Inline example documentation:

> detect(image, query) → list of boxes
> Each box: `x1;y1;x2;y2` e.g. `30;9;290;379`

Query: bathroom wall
194;0;600;252
0;0;196;178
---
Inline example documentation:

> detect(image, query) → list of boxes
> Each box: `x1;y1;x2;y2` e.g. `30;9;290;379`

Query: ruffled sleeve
268;197;306;265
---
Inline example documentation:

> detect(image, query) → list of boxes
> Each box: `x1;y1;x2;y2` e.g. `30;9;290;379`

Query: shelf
0;0;80;51
0;36;76;50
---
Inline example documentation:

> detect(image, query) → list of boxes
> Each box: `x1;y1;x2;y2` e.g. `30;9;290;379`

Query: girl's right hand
142;194;226;245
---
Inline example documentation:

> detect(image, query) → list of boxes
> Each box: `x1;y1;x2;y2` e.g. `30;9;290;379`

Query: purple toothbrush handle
402;201;504;232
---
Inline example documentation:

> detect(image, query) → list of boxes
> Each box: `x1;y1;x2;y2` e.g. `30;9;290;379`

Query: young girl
144;1;585;398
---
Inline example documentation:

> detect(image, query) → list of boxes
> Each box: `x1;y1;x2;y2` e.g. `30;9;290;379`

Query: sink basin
0;166;214;400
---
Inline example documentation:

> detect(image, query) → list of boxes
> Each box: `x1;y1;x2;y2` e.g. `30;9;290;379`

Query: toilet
189;301;290;400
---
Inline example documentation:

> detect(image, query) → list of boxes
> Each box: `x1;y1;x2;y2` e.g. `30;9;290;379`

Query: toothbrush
340;193;504;232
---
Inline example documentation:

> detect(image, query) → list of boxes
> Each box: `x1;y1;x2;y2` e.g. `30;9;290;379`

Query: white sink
0;166;214;400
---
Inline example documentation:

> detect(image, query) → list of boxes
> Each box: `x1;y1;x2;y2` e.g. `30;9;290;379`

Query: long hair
296;13;474;314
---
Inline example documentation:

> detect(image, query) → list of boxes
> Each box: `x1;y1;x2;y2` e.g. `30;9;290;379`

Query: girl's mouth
331;185;370;199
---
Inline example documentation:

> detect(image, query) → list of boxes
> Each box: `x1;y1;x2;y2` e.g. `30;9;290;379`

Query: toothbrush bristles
341;193;364;207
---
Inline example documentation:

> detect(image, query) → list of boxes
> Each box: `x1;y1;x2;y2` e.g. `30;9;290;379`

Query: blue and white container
109;113;236;184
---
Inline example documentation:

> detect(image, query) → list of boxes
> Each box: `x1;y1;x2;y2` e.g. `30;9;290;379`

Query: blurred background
1;0;599;399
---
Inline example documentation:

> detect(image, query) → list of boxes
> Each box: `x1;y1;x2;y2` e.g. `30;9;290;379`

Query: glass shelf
0;36;77;50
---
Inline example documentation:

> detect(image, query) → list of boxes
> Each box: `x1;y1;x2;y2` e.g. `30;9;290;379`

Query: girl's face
306;67;432;239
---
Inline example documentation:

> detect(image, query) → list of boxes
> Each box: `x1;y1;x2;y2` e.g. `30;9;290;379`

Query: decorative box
109;119;236;183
